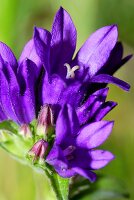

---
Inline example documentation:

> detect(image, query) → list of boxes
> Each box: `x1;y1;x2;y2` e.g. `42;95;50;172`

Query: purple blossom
0;49;39;124
46;105;114;182
0;7;131;183
0;7;131;126
19;7;131;108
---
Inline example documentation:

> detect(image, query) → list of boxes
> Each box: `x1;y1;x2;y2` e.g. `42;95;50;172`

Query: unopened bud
19;124;32;138
29;139;48;162
37;105;53;136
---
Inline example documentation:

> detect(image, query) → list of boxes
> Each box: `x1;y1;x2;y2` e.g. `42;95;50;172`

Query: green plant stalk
45;169;69;200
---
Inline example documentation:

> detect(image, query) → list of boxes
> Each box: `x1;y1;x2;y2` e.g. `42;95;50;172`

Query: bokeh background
0;0;134;199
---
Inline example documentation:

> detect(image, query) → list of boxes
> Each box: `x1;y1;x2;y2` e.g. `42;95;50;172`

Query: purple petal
91;74;130;91
50;7;77;76
90;149;115;169
76;88;109;125
118;55;133;70
0;104;8;122
69;148;92;169
76;121;114;149
19;39;42;69
18;59;38;99
69;148;113;170
0;69;17;121
46;144;67;168
77;99;102;125
0;54;5;69
46;144;76;178
58;81;85;108
54;164;76;178
93;101;117;121
56;105;79;147
34;27;51;74
17;59;37;123
77;95;97;125
98;42;123;75
4;62;35;124
3;63;32;124
41;74;65;105
41;74;84;107
79;100;117;124
98;42;132;75
55;167;76;178
0;42;17;71
75;25;118;77
93;87;109;101
46;145;61;164
73;167;97;182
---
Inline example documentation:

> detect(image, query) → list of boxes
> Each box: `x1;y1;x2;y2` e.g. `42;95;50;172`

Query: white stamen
64;63;80;79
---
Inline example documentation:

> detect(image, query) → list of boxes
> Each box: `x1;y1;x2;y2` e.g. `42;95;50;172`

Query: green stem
45;170;69;200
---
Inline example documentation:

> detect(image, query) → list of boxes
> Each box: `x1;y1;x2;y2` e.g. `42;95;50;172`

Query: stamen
64;145;76;156
64;63;80;79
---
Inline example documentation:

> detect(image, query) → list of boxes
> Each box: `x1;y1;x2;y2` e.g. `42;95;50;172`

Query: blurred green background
0;0;134;199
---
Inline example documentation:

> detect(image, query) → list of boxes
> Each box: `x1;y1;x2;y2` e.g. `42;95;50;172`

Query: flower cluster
0;7;131;182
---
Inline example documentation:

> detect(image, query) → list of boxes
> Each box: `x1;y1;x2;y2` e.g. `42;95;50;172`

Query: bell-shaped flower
46;105;115;182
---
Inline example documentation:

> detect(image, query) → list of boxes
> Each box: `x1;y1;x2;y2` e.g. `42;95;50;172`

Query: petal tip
107;24;118;39
104;120;114;131
125;83;131;91
34;26;39;35
110;24;118;31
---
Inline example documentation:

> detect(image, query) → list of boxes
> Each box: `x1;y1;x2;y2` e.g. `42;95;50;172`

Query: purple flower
19;7;131;108
46;105;114;182
0;46;39;124
0;7;131;126
0;42;116;127
0;7;131;184
0;46;116;128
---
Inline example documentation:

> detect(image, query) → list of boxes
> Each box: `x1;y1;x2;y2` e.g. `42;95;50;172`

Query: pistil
64;63;80;79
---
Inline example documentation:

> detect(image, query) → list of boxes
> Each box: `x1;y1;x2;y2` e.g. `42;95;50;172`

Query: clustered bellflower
46;104;114;182
0;7;132;184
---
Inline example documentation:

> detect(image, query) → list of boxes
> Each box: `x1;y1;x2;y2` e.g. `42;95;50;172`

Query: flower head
0;7;131;126
0;7;132;184
46;105;114;182
19;7;131;109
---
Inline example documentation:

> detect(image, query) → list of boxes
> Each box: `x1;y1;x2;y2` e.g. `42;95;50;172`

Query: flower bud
29;139;48;162
19;124;32;138
37;104;53;136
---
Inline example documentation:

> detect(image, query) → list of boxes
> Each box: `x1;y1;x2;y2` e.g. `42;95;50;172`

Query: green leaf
45;167;69;200
0;120;19;134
